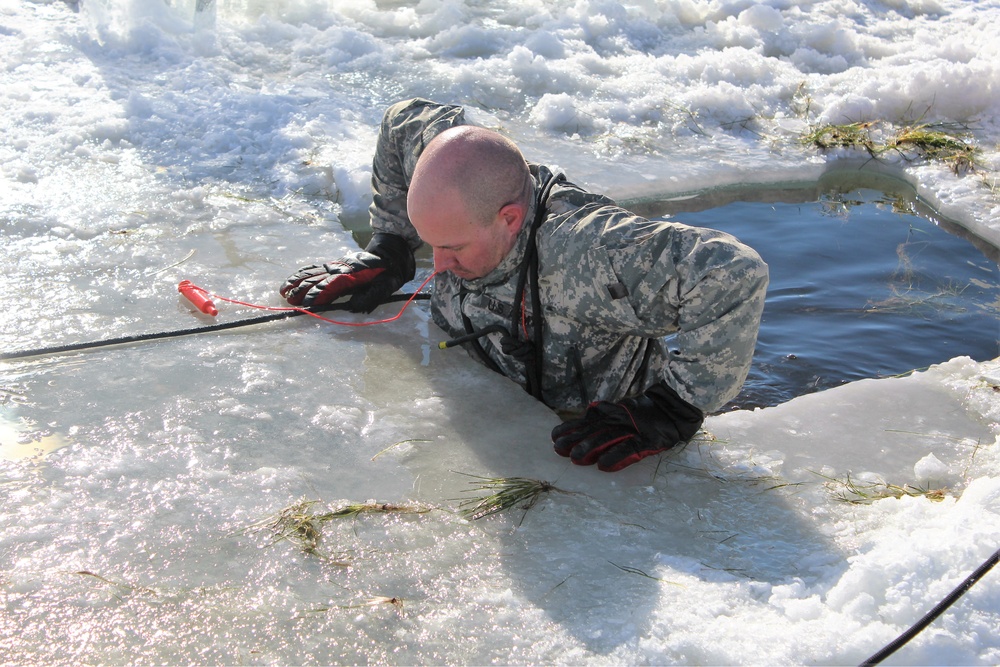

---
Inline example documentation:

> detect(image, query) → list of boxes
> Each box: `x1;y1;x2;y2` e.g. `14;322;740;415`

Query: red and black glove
551;382;703;472
279;233;415;313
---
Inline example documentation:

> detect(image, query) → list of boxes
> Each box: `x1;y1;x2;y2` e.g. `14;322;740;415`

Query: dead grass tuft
802;120;982;175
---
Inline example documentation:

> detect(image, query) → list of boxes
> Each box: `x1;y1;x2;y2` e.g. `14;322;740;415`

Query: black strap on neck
509;171;565;400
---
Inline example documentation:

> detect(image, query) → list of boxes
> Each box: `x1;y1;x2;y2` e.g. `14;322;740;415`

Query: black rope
0;293;428;361
456;307;506;375
861;546;1000;666
441;323;510;350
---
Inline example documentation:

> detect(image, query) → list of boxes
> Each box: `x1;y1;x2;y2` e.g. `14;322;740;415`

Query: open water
646;173;1000;409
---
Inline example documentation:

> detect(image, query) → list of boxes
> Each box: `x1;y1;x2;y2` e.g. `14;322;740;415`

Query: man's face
409;190;521;281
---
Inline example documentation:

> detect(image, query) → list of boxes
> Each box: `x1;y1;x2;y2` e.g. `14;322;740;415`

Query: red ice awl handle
178;280;218;316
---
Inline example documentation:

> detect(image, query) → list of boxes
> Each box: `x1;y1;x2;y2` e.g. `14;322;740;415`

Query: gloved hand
551;382;703;472
280;233;415;312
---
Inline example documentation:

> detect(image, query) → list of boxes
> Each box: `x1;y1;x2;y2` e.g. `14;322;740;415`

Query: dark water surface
650;176;1000;409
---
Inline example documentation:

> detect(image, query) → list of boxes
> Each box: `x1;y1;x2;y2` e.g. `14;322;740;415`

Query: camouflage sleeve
611;218;769;412
368;98;468;251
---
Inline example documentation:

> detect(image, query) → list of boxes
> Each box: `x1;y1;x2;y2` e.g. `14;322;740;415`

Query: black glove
279;233;415;312
551;382;704;472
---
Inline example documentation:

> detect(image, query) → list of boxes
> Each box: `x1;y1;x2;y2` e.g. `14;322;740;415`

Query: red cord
207;271;437;327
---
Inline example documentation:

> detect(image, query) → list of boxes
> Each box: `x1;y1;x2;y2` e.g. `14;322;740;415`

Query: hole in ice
642;169;1000;408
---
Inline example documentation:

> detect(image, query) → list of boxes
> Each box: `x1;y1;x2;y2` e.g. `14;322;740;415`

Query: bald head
409;125;532;227
406;126;534;279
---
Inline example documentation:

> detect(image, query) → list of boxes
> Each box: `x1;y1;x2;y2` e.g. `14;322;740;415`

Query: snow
1;0;998;664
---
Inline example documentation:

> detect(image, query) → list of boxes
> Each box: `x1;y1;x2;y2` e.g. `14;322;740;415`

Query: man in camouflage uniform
282;98;768;472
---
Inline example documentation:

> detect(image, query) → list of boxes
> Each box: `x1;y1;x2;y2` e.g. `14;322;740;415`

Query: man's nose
433;249;457;273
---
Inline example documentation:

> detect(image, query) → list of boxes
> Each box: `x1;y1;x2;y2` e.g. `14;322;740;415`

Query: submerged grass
865;281;972;314
72;570;158;598
246;499;432;562
813;471;948;504
608;561;685;587
370;438;431;461
302;595;405;616
246;475;578;562
661;433;803;492
453;473;575;522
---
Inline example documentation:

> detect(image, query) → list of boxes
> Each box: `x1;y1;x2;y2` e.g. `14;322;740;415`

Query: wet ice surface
2;0;1000;664
3;320;998;663
2;208;998;662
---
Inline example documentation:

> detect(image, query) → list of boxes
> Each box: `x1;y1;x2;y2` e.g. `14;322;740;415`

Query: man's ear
498;202;526;233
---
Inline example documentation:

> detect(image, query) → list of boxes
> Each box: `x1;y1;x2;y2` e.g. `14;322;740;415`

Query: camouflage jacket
369;98;768;414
